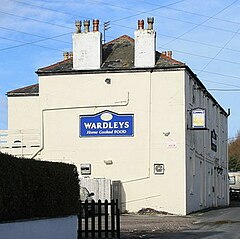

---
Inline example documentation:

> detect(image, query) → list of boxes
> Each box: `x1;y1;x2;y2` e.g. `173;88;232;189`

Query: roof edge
184;66;228;116
36;65;187;76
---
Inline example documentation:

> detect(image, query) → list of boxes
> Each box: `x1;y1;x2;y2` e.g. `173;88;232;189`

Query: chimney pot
75;20;82;33
162;51;167;56
167;51;172;58
84;20;90;32
63;52;69;60
69;52;73;58
147;17;154;30
93;19;99;32
138;20;144;30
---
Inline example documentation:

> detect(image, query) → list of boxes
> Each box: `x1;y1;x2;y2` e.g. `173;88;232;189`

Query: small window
229;176;236;185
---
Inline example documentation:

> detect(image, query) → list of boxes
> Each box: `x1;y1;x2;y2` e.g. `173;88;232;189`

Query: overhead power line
208;89;240;91
158;46;240;66
193;69;240;80
1;0;240;87
10;0;88;19
110;0;187;22
198;26;240;74
4;0;240;48
112;22;240;53
0;32;71;52
160;0;240;47
9;0;240;37
204;80;240;88
0;10;73;30
0;26;71;45
135;0;240;26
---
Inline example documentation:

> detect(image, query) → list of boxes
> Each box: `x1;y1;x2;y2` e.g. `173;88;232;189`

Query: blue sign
80;111;134;137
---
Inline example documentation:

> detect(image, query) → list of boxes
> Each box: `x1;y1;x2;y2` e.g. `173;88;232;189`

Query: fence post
91;200;95;238
111;199;115;238
116;199;120;239
85;199;89;238
98;199;102;238
78;201;82;239
105;199;109;238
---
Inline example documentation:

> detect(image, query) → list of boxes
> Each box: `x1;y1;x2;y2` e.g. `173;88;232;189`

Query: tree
228;131;240;171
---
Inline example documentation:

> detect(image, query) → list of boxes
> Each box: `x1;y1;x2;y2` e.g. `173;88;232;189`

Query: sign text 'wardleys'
80;111;134;137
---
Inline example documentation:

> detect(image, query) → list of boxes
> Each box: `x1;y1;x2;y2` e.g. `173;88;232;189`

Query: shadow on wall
112;180;126;213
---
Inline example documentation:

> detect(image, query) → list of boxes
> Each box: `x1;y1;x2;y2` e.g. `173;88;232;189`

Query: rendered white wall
0;216;77;239
38;70;188;215
8;96;40;130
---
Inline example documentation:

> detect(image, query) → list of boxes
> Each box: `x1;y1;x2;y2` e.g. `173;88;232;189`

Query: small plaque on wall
154;163;165;175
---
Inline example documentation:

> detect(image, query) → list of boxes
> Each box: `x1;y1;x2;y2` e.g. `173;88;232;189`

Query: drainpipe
122;70;152;183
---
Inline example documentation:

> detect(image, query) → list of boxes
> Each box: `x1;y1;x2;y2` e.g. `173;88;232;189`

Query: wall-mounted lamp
104;159;113;165
105;78;111;84
163;132;170;136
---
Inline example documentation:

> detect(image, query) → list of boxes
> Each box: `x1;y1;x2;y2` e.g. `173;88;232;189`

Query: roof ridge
104;35;134;46
158;51;184;65
38;57;72;72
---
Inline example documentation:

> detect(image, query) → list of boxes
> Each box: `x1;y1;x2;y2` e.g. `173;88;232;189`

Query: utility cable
204;80;240;88
0;10;73;30
157;46;240;66
198;26;240;74
134;0;240;26
0;33;70;52
208;89;240;91
110;0;187;23
160;0;239;47
193;69;240;80
0;26;71;45
111;22;240;53
9;0;240;36
10;0;89;20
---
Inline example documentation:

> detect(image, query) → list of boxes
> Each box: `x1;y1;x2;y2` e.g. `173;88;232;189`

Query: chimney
134;17;156;68
72;19;102;70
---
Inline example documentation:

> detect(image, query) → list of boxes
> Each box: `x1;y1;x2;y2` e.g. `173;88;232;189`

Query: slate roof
9;35;185;97
37;35;185;74
7;84;39;96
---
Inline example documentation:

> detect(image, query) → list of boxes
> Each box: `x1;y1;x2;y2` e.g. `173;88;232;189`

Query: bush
0;153;79;222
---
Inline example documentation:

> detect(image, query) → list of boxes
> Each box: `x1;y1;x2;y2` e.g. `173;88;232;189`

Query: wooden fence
78;199;120;238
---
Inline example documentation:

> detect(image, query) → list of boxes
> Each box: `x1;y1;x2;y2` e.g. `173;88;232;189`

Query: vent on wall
80;163;91;175
154;163;165;175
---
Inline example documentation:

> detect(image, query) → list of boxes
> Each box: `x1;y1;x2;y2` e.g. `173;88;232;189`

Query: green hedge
0;153;79;222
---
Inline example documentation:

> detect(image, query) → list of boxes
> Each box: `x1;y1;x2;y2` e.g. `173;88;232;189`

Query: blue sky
0;0;240;139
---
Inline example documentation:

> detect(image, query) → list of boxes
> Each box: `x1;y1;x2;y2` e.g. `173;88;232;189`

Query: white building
1;18;229;215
